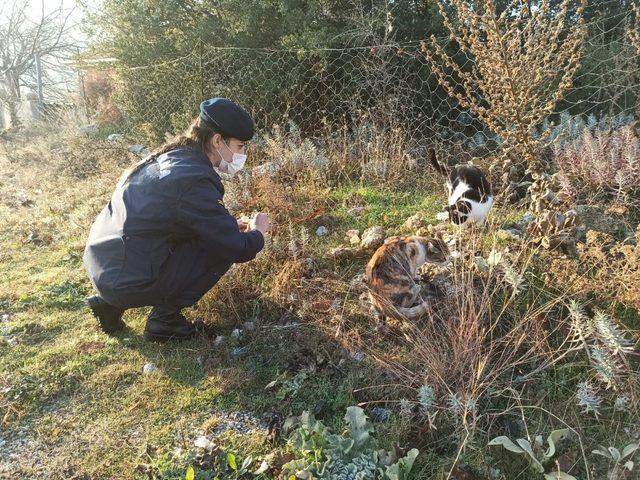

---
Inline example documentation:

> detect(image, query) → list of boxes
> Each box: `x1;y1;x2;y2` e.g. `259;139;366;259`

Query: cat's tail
394;301;430;319
369;292;430;320
428;148;449;176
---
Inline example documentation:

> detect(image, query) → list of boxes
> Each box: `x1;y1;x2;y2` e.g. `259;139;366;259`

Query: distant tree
0;1;75;127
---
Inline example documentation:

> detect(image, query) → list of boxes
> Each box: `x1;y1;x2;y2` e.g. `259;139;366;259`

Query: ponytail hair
118;116;228;186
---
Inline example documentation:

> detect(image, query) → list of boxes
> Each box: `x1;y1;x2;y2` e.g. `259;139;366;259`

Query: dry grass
549;227;640;312
257;118;430;189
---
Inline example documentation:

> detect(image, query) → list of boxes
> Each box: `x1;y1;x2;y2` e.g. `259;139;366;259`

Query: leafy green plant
227;452;253;478
283;406;418;479
489;429;574;479
264;370;308;401
592;443;638;480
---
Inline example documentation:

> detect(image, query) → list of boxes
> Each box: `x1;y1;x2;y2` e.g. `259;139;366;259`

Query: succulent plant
283;406;418;480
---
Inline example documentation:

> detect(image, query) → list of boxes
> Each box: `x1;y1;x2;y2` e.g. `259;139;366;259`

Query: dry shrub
554;125;640;203
270;259;308;303
423;0;587;179
222;164;328;254
256;118;423;188
548;227;640;311
82;69;124;127
195;259;270;328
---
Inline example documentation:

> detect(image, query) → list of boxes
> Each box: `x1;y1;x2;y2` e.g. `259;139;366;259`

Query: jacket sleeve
176;177;264;264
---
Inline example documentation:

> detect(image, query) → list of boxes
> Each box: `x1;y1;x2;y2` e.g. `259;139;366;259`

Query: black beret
199;98;255;141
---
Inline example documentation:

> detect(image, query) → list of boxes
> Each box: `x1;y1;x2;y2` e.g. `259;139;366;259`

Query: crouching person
83;98;270;342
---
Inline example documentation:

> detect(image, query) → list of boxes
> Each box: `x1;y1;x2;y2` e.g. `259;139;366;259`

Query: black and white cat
429;149;494;226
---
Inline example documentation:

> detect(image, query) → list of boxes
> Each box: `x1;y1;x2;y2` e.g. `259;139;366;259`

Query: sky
22;0;89;42
1;0;98;101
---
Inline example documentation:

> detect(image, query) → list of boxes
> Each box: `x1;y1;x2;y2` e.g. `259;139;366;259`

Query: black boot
143;306;201;342
87;295;126;333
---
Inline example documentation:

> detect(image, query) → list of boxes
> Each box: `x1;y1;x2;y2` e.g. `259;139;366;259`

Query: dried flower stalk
423;0;587;178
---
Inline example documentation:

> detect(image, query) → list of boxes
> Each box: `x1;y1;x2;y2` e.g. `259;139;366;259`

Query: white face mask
216;141;246;176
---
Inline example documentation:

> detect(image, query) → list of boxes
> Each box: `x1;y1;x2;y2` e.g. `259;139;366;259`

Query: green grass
328;183;443;231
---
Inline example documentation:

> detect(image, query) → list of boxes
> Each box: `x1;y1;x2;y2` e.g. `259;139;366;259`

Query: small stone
231;328;243;338
142;363;158;374
128;144;149;155
194;435;215;450
370;407;391;422
347;206;365;217
436;211;449;222
360;226;385;250
404;212;427;230
1;314;9;322
345;229;360;245
107;133;124;142
27;231;47;246
350;351;365;362
518;214;536;228
330;246;356;259
230;347;249;359
316;226;329;237
78;124;98;135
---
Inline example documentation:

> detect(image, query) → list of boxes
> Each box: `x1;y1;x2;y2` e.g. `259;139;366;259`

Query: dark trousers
97;241;230;310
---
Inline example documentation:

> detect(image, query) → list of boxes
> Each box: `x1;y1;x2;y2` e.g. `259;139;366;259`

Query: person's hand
237;219;249;232
250;212;271;235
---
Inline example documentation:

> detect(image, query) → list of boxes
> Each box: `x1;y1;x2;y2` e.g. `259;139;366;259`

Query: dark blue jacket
83;147;264;306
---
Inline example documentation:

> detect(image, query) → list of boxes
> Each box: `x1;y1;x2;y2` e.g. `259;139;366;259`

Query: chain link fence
84;5;639;157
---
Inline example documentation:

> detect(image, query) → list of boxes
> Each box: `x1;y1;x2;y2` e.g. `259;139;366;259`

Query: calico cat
429;149;494;226
365;236;450;320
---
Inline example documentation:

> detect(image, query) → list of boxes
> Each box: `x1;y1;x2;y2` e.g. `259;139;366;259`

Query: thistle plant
576;381;602;416
568;302;634;390
417;384;438;429
489;428;574;479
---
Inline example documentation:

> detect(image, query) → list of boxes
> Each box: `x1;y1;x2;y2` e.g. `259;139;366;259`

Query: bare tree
0;0;76;128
